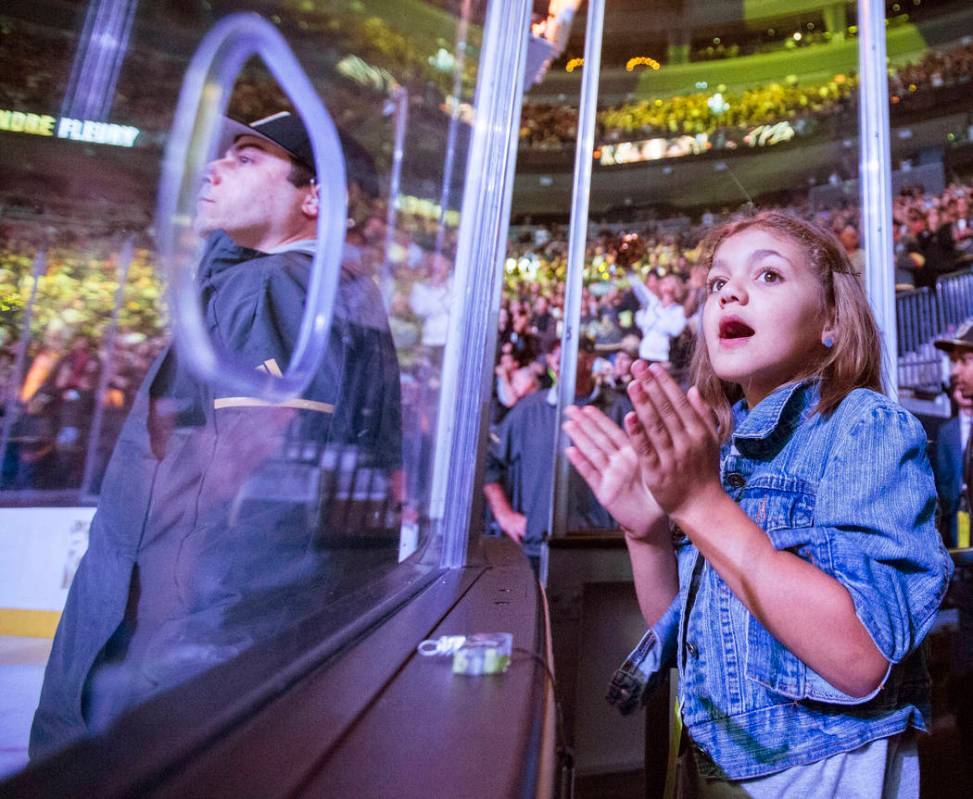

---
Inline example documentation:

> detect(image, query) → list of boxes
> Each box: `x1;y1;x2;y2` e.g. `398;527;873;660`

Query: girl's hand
626;362;724;521
563;404;664;539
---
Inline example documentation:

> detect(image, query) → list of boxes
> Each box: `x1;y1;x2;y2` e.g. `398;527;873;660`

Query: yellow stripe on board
213;397;334;415
0;608;61;638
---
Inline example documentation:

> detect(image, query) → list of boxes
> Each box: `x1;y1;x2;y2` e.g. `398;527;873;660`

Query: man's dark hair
284;136;378;198
286;157;315;188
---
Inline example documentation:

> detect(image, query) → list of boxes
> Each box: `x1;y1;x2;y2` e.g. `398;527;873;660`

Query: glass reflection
32;111;405;757
0;0;482;772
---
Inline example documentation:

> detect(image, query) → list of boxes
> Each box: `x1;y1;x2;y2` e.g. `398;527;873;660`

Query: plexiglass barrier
0;0;495;774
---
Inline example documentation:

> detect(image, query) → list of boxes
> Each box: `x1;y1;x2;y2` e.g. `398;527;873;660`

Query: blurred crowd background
5;173;973;492
3;0;973;497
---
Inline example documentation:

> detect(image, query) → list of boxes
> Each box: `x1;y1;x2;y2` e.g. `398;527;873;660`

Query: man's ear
301;182;320;218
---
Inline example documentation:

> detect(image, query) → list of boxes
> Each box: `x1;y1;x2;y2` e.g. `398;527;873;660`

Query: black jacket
31;234;401;755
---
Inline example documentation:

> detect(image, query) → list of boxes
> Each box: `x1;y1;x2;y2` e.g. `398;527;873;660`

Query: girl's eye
706;277;726;294
758;268;781;284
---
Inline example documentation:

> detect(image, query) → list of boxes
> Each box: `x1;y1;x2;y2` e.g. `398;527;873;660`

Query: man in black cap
30;113;402;756
935;322;973;532
196;111;322;250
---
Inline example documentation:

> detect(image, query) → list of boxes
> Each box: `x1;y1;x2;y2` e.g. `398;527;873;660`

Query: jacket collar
731;380;818;452
268;238;318;256
546;384;603;407
198;232;261;281
197;232;320;280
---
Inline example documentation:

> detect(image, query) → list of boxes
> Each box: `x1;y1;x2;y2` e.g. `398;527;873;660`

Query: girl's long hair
690;211;883;440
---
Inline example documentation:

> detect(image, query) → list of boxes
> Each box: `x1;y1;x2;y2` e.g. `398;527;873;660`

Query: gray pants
677;732;918;799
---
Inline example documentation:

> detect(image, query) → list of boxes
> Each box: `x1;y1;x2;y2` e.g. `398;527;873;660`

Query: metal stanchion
550;0;606;542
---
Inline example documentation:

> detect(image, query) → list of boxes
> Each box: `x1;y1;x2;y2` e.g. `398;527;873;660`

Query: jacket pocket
741;486;822;700
738;476;815;534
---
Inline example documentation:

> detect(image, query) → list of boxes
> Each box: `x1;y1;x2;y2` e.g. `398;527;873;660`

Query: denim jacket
608;381;953;780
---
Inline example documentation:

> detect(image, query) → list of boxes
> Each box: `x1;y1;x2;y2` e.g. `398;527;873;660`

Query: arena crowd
519;37;973;149
3;174;973;493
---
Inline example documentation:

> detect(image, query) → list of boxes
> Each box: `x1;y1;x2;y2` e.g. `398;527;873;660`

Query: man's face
428;252;451;282
950;350;973;399
195;135;315;251
614;350;634;378
547;345;561;378
510;368;537;400
839;225;859;251
953;384;973;413
575;350;595;396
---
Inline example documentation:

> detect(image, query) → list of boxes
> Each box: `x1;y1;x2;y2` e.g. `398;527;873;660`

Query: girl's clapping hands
625;361;724;520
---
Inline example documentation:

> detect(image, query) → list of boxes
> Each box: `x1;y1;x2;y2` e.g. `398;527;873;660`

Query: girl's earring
822;336;834;349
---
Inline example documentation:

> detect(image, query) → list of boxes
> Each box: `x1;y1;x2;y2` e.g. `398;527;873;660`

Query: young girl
563;212;952;797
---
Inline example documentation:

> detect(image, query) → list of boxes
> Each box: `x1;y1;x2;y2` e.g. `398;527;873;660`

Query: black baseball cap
220;112;314;171
934;320;973;355
219;112;379;197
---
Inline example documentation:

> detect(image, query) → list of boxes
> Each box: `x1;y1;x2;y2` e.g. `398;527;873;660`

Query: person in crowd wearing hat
928;322;973;542
929;384;973;548
30;113;402;757
933;321;973;780
483;337;631;575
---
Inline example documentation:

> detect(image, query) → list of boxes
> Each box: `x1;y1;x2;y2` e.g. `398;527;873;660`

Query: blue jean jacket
608;381;953;780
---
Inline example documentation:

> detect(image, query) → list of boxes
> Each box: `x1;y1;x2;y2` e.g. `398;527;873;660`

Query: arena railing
896;264;973;396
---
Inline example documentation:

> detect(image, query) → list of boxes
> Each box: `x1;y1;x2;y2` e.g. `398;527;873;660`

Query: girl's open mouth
719;317;755;341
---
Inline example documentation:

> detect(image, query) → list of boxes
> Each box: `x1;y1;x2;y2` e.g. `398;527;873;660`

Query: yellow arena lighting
625;56;661;72
566;57;584;72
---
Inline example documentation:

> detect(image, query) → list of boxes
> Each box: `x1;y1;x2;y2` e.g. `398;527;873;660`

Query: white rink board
0;508;94;612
